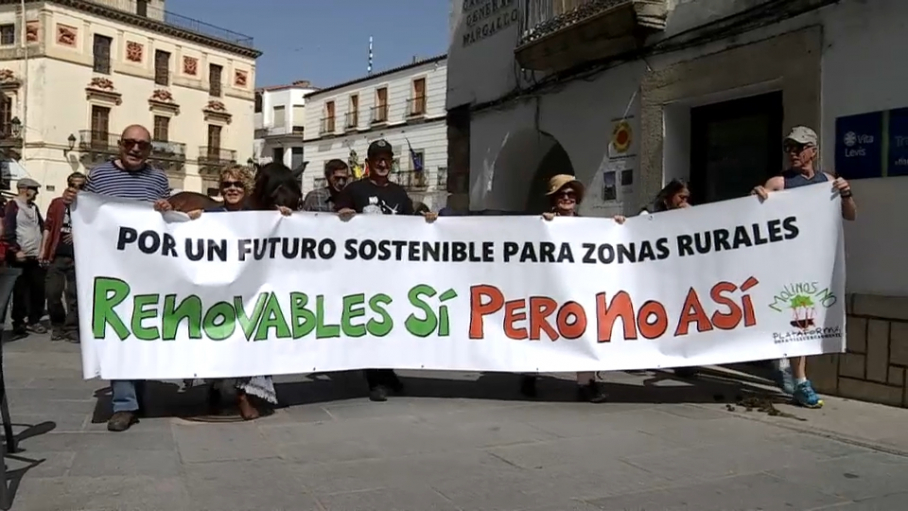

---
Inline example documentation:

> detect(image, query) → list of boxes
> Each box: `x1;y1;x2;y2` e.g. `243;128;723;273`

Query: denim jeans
111;380;142;412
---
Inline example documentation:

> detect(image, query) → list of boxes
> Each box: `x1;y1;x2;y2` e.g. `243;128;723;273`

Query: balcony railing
344;112;358;130
319;116;336;135
406;97;427;117
370;105;388;124
292;125;305;135
516;0;667;71
79;130;116;152
198;146;237;166
78;131;186;170
0;122;22;152
390;170;429;191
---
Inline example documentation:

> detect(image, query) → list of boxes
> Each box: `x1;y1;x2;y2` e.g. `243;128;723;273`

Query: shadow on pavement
2;421;56;510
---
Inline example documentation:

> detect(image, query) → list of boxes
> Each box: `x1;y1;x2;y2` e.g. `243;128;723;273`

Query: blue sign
835;111;883;180
889;108;908;176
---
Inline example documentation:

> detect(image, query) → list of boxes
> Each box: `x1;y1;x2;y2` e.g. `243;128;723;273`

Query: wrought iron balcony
0;121;23;154
344;112;358;130
391;170;430;191
198;146;237;166
78;131;187;171
79;130;117;152
319;116;336;135
370;105;388;124
516;0;667;72
406;97;427;118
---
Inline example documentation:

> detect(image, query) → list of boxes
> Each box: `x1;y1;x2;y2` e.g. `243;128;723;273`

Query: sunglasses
784;142;811;152
120;138;152;151
221;181;245;190
557;190;577;199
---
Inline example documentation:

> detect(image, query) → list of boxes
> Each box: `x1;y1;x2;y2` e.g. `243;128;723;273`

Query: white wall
304;58;446;140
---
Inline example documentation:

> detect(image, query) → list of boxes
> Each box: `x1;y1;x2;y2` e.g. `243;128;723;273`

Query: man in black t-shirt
335;139;436;402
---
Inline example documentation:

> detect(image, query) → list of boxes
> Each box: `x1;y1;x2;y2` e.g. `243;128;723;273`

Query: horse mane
168;191;221;213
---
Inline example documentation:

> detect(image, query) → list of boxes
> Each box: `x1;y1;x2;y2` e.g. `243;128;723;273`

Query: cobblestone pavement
3;333;908;511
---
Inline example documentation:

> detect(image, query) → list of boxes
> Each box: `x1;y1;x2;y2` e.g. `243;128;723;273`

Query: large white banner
73;185;846;380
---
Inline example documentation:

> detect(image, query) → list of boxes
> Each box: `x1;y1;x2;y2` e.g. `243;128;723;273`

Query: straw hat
546;174;584;203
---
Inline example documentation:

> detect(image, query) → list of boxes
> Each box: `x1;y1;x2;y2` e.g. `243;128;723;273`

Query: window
411;78;426;116
373;87;388;123
0;94;11;136
0;25;14;46
325;101;335;132
273;105;286;128
272;147;284;163
207;124;222;158
254;92;263;113
290;147;304;170
209;64;222;97
154;50;170;86
93;34;112;75
91;105;110;145
292;105;305;133
347;94;359;128
153;115;169;142
137;0;148;17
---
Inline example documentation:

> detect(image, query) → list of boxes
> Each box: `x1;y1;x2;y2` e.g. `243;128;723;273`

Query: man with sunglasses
63;124;172;432
302;159;350;212
40;172;86;343
752;126;856;409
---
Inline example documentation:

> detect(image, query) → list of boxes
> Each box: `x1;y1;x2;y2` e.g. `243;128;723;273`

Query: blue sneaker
793;380;823;408
773;363;795;395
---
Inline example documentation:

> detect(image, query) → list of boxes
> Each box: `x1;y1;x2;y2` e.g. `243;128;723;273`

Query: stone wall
807;294;908;408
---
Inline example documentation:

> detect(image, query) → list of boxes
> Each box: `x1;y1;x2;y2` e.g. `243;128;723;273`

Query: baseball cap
785;126;818;146
16;178;40;189
367;139;393;158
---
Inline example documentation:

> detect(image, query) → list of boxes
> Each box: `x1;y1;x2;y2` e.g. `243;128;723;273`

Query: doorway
690;91;783;204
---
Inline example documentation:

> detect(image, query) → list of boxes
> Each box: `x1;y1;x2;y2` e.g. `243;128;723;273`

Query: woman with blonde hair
186;163;291;420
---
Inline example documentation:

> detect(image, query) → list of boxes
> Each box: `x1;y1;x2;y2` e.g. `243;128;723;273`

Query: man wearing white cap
752;126;856;408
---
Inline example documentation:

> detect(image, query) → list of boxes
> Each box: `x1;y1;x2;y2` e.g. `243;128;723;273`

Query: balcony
319;116;336;136
406;97;427;118
370;105;388;125
78;131;186;171
344;112;359;131
516;0;668;72
198;146;237;171
390;170;430;191
149;140;187;172
0;121;23;158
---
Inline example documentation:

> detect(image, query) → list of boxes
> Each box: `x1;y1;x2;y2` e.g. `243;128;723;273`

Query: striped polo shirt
85;160;169;201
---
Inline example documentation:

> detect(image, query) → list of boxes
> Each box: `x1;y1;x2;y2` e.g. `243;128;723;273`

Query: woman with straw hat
520;174;608;403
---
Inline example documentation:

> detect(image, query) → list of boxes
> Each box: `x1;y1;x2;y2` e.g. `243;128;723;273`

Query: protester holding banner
525;174;609;403
752;125;855;409
335;139;438;402
302;159;350;213
64;124;173;432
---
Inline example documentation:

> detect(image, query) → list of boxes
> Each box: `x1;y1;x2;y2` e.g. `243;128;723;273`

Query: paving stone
585;472;847;510
815;492;908;510
183;459;320;511
173;423;277;463
316;486;460;511
5;450;75;478
11;476;192;511
16;430;175;453
767;452;908;502
69;448;181;477
11;412;88;433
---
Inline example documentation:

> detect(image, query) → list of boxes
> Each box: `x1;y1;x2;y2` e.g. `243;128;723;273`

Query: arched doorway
487;129;574;213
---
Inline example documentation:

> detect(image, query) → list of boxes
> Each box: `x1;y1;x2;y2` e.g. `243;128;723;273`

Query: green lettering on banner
315;295;341;339
367;294;394;337
163;294;203;340
203;301;236;341
290;292;316;339
438;288;458;337
132;294;160;340
406;284;438;337
235;293;268;341
254;292;291;341
92;277;131;340
341;293;367;337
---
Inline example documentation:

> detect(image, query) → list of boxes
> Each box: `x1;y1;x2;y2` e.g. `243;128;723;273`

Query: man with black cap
336;139;436;401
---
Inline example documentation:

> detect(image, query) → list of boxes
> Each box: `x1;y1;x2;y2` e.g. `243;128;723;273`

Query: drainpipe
19;0;27;161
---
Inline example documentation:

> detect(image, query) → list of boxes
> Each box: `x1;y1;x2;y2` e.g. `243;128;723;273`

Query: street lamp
63;133;76;156
9;117;21;138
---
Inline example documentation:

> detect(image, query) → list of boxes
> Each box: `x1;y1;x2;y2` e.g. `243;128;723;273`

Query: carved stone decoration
0;69;19;91
149;89;179;115
126;41;143;62
203;100;231;124
182;56;198;76
86;77;121;106
56;24;77;47
0;69;16;83
234;70;248;87
26;21;39;43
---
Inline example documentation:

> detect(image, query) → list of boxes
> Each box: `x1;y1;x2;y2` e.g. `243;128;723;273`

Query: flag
406;138;423;173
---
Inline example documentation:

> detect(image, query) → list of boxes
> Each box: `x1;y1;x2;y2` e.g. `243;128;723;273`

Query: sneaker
65;332;80;344
793;380;823;408
578;381;608;403
50;329;66;341
774;363;795;396
369;385;389;402
519;376;537;398
107;411;138;432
